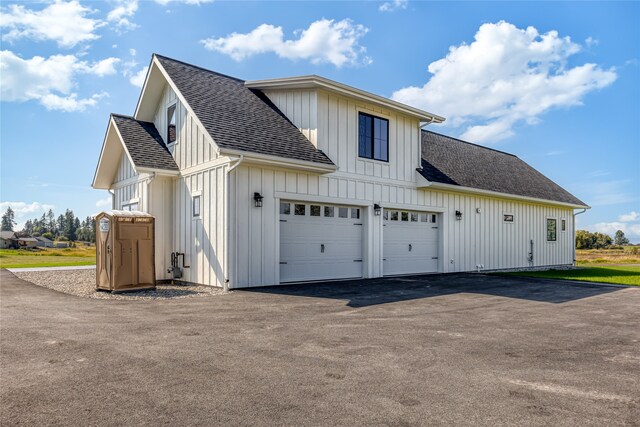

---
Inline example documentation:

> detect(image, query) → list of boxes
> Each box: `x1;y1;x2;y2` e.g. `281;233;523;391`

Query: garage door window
351;208;360;219
324;206;334;217
420;213;428;222
401;212;409;222
338;207;349;218
390;211;398;221
410;213;418;222
310;205;321;216
280;202;290;215
295;204;306;216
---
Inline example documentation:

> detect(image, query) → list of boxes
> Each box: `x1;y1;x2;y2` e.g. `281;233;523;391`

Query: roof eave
220;148;337;173
245;76;446;123
423;181;590;209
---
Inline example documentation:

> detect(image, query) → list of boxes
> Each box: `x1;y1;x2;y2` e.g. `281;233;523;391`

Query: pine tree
1;207;16;231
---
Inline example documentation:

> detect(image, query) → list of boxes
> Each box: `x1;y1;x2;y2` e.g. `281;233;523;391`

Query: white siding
172;164;227;287
153;84;217;170
264;89;318;146
115;152;136;182
229;164;575;288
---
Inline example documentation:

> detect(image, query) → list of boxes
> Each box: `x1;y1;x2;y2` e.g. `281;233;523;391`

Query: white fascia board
426;181;591;209
135;167;180;176
135;55;221;155
92;117;133;189
220;148;337;174
245;75;446;124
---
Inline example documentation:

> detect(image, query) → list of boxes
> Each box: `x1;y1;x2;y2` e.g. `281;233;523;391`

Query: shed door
280;202;363;283
383;210;439;276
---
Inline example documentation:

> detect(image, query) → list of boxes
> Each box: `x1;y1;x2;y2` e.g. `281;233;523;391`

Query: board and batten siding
171;164;228;288
153;84;218;170
112;154;147;211
228;164;575;289
264;88;421;183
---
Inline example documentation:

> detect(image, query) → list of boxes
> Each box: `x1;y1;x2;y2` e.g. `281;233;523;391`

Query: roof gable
153;55;334;167
419;131;587;207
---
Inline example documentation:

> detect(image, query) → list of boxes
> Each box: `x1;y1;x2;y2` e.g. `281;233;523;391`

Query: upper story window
358;112;388;162
546;218;557;242
167;104;177;144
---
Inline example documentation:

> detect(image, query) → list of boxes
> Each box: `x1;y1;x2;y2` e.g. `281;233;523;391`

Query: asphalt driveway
1;269;639;426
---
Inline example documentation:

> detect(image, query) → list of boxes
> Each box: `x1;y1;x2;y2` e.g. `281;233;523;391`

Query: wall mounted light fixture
253;192;264;208
374;203;381;216
455;210;463;220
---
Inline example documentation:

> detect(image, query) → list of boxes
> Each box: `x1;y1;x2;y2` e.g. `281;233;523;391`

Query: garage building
93;54;588;289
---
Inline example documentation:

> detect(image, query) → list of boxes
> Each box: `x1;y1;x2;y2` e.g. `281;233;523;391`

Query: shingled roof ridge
422;129;517;158
153;53;245;83
111;113;151;123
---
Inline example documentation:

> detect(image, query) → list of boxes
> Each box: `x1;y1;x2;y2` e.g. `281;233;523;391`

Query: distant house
0;231;17;249
35;237;54;248
55;242;69;248
17;237;39;248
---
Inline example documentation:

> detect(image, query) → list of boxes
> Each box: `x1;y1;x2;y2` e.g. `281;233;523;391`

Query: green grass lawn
0;247;96;269
500;266;640;286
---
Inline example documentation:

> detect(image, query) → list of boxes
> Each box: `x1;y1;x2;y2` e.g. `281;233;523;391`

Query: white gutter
573;208;589;266
224;155;244;291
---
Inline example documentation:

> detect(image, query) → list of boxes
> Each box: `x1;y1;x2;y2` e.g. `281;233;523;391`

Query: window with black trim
561;219;566;231
167;104;177;144
358;112;388;162
504;214;514;222
547;218;557;241
193;195;201;217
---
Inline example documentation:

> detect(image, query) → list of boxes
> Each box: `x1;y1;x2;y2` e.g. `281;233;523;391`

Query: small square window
431;214;437;223
310;205;321;217
420;213;428;222
561;219;566;231
338;207;349;218
280;202;290;215
390;211;398;221
193;195;201;217
324;206;334;217
401;212;409;222
294;204;306;216
504;214;514;222
383;210;389;220
410;213;418;222
351;208;360;219
547;218;557;242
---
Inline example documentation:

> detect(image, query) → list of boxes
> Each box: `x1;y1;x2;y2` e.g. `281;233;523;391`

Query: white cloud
154;0;213;5
201;19;371;67
107;0;138;32
96;197;112;208
0;201;55;231
392;21;617;143
0;50;117;112
619;211;640;222
585;37;599;48
129;66;148;87
0;0;104;48
379;0;408;12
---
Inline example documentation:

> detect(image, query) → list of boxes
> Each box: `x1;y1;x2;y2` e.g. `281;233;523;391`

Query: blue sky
1;0;639;241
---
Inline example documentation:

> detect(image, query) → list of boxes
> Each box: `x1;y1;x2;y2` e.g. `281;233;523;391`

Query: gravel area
11;269;228;300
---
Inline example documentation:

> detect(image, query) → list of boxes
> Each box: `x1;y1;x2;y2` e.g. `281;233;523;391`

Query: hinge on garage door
354;223;363;226
280;220;287;222
431;226;438;229
353;259;363;262
432;257;438;260
279;261;288;265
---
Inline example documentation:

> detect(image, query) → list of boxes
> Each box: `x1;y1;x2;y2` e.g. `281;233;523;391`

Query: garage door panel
383;209;439;276
280;201;363;283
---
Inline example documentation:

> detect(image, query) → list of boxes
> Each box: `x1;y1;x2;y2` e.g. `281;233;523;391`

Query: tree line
576;229;630;249
1;206;96;243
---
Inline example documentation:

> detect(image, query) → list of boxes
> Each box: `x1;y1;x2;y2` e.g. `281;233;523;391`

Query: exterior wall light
374;204;381;216
253;192;264;208
455;210;463;220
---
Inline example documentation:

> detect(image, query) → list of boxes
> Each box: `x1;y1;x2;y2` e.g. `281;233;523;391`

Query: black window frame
192;195;201;217
358;112;389;162
546;218;557;242
167;104;177;144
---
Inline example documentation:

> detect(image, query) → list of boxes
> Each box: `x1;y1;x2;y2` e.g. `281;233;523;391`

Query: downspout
224;155;244;291
573;208;588;266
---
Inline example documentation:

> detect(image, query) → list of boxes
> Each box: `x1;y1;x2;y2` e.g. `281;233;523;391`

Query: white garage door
280;201;363;283
383;210;439;276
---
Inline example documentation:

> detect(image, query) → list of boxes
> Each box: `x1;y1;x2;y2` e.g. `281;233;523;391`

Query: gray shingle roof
419;131;587;206
0;231;16;239
154;55;334;166
112;114;179;172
